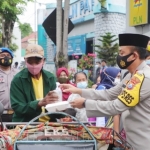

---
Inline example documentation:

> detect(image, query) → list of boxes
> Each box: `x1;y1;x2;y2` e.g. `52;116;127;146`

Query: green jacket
10;68;56;122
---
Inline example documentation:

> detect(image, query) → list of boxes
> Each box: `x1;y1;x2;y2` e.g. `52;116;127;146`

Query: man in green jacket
10;44;58;122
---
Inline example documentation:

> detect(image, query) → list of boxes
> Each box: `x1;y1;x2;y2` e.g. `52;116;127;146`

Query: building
21;32;37;49
126;0;150;36
37;0;126;72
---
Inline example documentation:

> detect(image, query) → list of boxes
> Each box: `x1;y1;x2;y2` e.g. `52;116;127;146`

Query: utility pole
62;0;70;67
56;0;62;67
34;0;36;44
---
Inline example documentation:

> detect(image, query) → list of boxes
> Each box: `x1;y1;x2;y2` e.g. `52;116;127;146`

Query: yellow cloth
118;72;144;107
32;74;50;122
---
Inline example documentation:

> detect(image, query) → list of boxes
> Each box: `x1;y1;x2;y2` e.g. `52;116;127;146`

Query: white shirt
67;94;88;122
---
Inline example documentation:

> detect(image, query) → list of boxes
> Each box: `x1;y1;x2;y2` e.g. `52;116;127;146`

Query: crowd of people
0;33;150;150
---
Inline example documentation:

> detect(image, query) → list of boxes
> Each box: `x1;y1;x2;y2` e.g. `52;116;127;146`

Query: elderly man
60;34;150;150
0;47;18;122
10;44;58;122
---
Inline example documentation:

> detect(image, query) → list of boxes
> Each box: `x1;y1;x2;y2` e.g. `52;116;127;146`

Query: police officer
0;48;18;122
60;33;150;150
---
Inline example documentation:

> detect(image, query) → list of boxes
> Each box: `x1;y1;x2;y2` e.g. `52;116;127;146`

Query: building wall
12;27;23;66
68;20;94;37
125;0;150;36
38;0;126;66
95;13;126;43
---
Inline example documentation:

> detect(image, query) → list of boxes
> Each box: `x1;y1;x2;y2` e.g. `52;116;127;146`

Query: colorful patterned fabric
0;122;114;150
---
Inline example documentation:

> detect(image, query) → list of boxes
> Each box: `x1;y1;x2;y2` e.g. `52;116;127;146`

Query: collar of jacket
21;68;53;82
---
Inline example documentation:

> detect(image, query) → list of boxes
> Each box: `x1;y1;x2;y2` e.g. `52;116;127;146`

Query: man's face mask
58;77;69;83
116;53;135;69
0;56;12;66
26;62;43;75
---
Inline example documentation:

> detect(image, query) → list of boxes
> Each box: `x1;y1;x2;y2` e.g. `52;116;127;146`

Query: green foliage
9;43;18;52
98;0;106;4
19;23;33;38
88;79;94;88
78;55;94;70
0;0;30;22
0;0;33;47
0;33;2;47
98;0;107;9
94;32;119;66
87;70;94;88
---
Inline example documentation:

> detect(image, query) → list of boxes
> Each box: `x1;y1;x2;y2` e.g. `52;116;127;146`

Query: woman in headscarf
96;67;121;127
96;67;121;90
95;67;121;150
56;67;74;101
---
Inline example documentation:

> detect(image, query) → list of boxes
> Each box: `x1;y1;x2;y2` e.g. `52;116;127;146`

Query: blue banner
68;35;86;56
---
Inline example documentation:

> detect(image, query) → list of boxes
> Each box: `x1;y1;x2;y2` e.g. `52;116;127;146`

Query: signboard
129;0;149;26
68;60;78;73
69;0;95;20
68;35;86;55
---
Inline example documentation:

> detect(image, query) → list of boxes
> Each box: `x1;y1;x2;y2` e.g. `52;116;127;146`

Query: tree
98;0;107;10
55;0;70;68
62;0;70;67
56;0;63;68
19;23;33;38
0;0;32;48
94;32;119;66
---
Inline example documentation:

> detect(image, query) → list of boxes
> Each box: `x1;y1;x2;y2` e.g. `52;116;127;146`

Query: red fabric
56;67;75;101
56;67;69;77
62;82;75;101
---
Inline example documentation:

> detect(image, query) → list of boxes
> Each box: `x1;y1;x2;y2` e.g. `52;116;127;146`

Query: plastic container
54;82;62;102
45;101;69;112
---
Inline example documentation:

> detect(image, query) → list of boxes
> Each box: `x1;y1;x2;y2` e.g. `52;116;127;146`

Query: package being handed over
45;101;69;112
54;82;62;102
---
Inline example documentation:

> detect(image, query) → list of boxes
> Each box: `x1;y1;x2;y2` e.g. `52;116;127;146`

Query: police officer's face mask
0;56;12;67
116;53;135;69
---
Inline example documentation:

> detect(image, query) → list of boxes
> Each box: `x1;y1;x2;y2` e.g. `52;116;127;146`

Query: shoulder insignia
118;73;145;107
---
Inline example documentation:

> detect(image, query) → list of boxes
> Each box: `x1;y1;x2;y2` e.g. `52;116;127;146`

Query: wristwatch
83;100;86;108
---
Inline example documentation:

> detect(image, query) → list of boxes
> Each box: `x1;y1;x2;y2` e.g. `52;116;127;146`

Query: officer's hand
38;91;58;107
70;97;86;109
59;84;81;94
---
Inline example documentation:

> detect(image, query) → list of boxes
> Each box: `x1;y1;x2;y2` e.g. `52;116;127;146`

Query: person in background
67;71;88;122
96;67;121;128
146;60;150;66
145;50;150;60
96;67;121;90
146;40;150;59
14;62;19;69
100;60;107;74
10;44;59;122
145;50;150;66
0;47;18;122
95;61;101;82
60;34;150;150
57;67;74;101
92;76;101;89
